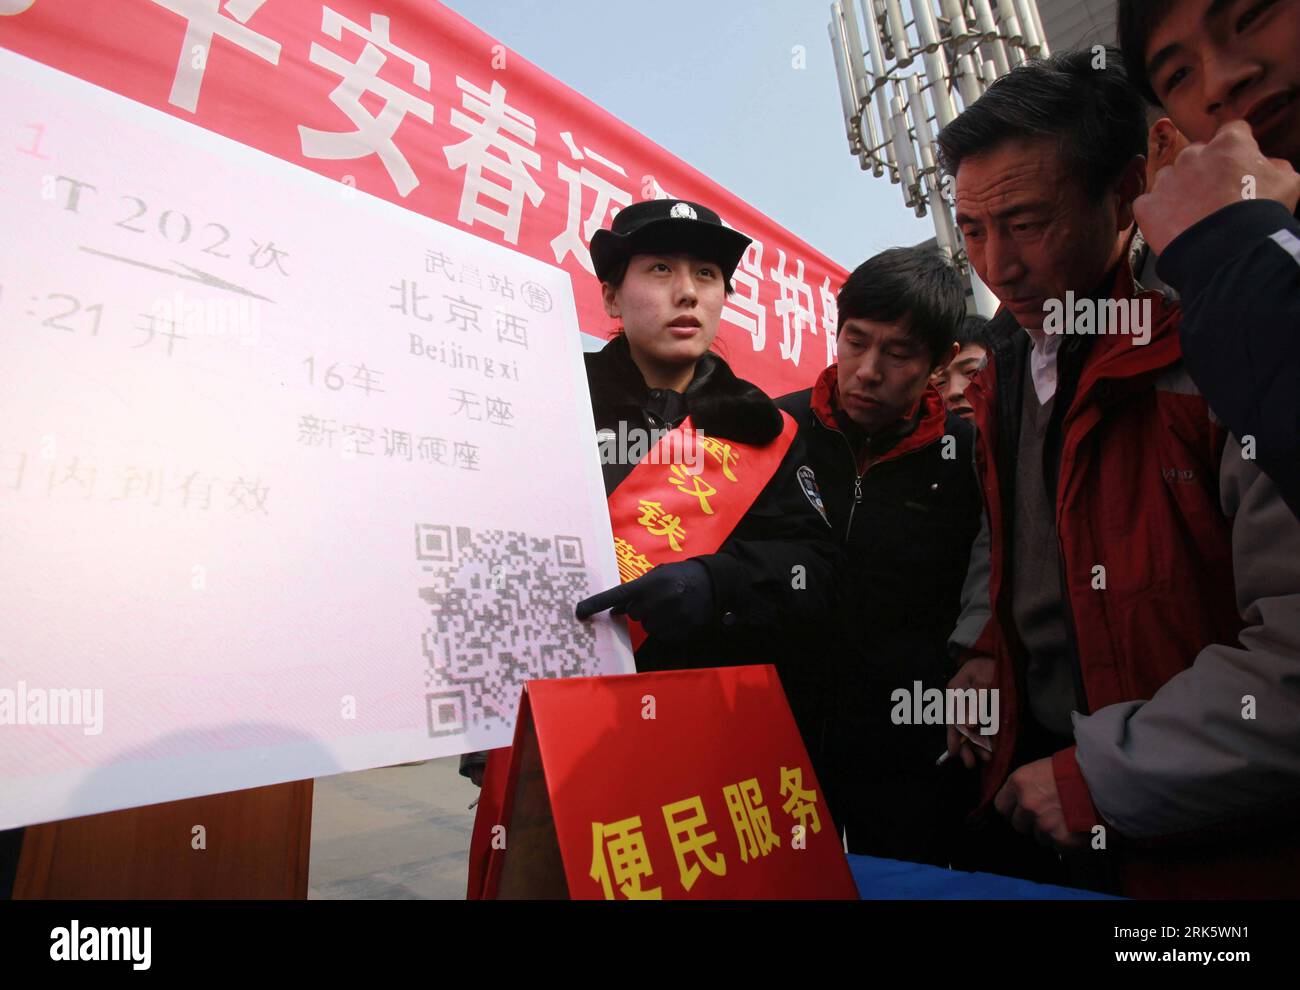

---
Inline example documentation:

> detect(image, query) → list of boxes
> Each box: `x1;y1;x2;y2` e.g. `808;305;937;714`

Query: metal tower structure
827;0;1050;312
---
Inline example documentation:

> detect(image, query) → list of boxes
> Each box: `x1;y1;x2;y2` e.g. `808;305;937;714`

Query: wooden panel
495;710;568;900
13;780;313;899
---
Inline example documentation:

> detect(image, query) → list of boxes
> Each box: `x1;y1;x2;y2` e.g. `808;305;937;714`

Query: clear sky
440;0;935;272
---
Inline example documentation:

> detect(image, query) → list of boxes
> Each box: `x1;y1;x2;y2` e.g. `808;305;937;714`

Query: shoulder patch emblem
797;465;830;526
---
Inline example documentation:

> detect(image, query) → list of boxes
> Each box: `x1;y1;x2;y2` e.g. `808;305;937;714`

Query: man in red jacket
937;49;1300;896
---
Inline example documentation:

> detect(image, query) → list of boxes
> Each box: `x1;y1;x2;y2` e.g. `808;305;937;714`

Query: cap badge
669;202;697;220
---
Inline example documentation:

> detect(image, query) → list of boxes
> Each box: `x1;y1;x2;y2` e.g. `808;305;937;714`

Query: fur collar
585;334;784;445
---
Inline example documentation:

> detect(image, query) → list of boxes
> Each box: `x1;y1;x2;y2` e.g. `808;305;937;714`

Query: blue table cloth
848;853;1117;899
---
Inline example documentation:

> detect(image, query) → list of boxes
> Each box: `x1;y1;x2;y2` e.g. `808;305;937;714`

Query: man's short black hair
953;314;991;351
937;47;1149;200
1117;0;1179;105
837;247;965;367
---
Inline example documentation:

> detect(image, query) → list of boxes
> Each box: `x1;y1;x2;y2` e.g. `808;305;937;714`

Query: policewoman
465;200;838;896
573;198;838;674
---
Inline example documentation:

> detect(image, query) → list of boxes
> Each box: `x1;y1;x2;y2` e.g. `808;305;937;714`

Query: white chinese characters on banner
722;236;767;353
444;77;545;245
770;250;816;367
134;4;841;376
152;0;281;113
550;131;632;274
818;275;839;368
298;9;434;197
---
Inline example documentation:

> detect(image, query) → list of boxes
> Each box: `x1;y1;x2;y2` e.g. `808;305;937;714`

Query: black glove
575;560;715;645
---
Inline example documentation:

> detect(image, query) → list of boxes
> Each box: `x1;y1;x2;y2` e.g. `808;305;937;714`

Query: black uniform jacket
460;337;842;781
587;335;840;739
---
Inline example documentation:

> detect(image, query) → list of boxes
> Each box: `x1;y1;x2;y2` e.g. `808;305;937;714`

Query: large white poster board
0;50;632;829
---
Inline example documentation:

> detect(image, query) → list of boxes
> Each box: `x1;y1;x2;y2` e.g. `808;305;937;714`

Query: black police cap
589;199;753;284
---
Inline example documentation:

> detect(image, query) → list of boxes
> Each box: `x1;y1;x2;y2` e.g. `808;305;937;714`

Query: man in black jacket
777;247;982;863
1119;0;1300;518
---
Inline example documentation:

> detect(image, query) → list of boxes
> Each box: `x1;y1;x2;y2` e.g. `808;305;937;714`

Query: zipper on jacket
834;427;865;538
824;416;919;540
849;473;864;537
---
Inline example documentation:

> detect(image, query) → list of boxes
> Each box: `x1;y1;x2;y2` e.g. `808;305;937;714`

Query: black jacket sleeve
694;424;841;635
458;750;487;779
1157;199;1300;519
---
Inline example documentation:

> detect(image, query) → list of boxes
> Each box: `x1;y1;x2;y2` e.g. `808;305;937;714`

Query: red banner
487;666;857;900
0;0;845;396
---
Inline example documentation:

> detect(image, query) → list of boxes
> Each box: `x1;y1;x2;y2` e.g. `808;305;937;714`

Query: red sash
466;411;799;898
605;413;799;649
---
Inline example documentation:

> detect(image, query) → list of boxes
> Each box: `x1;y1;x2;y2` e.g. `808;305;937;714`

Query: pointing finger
575;582;632;621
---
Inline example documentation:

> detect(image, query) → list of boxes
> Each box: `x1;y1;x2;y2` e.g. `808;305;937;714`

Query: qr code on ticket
415;523;598;737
